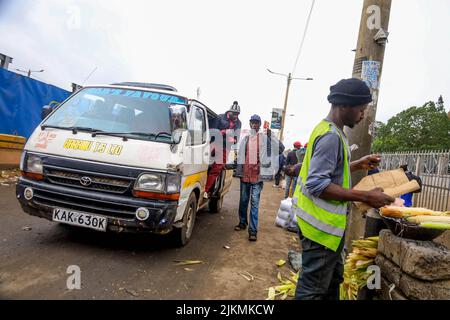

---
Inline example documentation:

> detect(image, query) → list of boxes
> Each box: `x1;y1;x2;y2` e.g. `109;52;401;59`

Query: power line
82;66;98;85
291;0;316;76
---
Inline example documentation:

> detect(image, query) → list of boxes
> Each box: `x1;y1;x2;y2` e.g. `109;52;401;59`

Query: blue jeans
295;236;345;300
238;181;264;235
284;176;298;199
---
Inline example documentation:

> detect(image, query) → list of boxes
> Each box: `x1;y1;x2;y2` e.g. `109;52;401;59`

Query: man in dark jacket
204;101;242;197
284;141;302;198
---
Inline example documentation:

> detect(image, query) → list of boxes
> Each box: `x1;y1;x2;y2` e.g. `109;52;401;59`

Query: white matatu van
16;82;233;246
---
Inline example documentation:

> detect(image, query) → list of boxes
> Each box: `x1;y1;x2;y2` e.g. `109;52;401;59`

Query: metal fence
379;150;450;212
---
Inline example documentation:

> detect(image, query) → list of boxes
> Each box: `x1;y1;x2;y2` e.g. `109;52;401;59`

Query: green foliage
372;99;450;153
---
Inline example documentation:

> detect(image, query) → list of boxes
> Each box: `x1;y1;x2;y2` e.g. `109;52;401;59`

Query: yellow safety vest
292;120;350;251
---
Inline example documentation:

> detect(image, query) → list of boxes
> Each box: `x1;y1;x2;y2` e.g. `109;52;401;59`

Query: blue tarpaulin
0;68;71;138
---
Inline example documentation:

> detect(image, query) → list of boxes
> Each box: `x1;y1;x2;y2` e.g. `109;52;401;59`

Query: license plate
52;208;107;232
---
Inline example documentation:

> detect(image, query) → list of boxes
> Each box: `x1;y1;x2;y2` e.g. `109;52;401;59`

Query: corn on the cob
419;222;450;230
407;215;450;224
381;206;446;218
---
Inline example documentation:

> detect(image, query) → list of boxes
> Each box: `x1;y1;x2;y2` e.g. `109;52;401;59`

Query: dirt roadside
0;178;300;300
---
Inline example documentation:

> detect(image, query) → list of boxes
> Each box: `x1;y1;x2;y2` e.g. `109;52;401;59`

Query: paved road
0;179;300;300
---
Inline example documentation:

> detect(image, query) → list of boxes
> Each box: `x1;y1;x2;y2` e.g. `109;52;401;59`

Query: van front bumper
16;178;178;234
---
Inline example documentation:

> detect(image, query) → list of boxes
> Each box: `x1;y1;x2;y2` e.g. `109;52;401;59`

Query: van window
188;106;206;145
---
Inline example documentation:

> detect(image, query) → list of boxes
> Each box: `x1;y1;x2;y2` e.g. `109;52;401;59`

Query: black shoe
248;233;257;241
234;223;247;231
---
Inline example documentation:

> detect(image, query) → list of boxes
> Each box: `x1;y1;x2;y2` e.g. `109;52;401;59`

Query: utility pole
267;69;312;142
346;0;392;181
279;73;292;142
15;68;44;78
345;0;392;247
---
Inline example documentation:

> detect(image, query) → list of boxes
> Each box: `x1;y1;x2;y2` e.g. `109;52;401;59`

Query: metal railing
379;150;450;212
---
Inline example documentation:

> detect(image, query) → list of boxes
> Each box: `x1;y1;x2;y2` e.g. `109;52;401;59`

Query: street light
15;68;44;78
267;68;312;142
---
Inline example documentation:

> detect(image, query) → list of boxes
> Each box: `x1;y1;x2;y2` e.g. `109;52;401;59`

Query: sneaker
234;223;247;231
248;233;257;241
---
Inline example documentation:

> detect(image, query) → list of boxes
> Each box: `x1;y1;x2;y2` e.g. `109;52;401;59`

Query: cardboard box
353;169;421;211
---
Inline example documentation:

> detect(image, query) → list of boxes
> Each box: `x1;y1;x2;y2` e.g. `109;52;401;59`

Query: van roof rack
111;82;178;92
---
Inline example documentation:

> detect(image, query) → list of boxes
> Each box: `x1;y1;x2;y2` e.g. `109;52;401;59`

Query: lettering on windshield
64;138;123;156
85;88;187;105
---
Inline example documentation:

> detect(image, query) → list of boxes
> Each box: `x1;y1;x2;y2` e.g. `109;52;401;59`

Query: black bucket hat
327;78;372;106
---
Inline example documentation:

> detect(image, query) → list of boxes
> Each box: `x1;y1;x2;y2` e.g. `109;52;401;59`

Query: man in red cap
284;141;303;198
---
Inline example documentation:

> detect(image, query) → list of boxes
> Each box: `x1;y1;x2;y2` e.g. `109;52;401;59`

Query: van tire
171;193;197;247
209;196;223;213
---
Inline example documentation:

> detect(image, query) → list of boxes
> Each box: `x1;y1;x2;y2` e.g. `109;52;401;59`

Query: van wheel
209;196;223;214
171;193;197;247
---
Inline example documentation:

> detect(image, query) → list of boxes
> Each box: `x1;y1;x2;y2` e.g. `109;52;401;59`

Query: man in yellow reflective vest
293;78;395;300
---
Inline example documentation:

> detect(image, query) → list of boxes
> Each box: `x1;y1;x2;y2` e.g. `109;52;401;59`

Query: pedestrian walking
234;114;285;241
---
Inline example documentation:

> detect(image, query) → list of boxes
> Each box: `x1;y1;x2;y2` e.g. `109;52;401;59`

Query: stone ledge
378;230;450;281
376;254;450;300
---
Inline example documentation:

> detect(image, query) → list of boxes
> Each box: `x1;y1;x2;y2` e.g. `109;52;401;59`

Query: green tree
372;98;450;152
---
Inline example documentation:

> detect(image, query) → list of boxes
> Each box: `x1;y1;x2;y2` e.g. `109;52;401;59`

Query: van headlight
135;173;165;192
26;154;43;174
134;173;181;194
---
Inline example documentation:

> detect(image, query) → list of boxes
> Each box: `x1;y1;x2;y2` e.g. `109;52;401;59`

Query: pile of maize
340;236;379;300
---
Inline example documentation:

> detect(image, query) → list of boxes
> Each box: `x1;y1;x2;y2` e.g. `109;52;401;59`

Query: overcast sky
1;0;449;147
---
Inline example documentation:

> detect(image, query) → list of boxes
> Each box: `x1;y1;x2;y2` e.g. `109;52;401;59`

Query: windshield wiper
71;126;103;134
91;131;130;141
41;124;72;131
129;132;173;142
155;132;172;140
41;125;103;135
92;131;174;143
98;132;173;142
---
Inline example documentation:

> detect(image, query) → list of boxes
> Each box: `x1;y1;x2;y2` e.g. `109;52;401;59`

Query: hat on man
327;78;372;106
250;114;261;123
293;141;302;148
229;101;241;114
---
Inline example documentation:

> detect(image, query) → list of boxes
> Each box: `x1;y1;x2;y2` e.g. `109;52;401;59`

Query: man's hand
320;184;395;208
364;187;395;208
351;154;381;172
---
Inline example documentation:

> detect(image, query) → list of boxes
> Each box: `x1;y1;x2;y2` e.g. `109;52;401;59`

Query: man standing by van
234;114;284;241
293;78;395;300
204;101;242;198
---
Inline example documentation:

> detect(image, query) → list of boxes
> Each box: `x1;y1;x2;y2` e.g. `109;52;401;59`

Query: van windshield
42;87;189;142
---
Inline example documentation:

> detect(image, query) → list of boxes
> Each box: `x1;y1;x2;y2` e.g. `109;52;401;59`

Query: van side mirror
169;104;188;131
41;105;53;120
